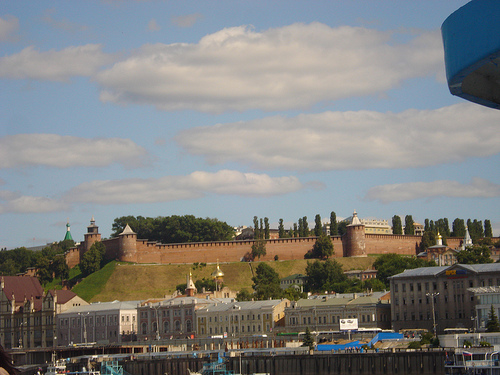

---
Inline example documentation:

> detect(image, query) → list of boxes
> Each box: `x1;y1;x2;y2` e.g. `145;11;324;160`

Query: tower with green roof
63;221;73;242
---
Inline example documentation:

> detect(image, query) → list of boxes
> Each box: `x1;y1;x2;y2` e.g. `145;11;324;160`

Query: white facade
56;300;140;346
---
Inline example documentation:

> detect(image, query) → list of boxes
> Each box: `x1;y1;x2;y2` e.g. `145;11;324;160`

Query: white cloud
41;9;88;33
0;134;148;169
175;103;500;171
171;13;203;28
148;19;160;32
0;191;70;214
97;23;443;112
0;15;19;41
65;170;305;205
364;177;500;204
0;44;114;81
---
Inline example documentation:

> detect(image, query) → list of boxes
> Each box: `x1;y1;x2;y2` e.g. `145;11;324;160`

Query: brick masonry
66;219;490;267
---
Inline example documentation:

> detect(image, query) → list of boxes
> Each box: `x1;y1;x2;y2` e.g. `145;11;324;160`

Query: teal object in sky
442;0;500;109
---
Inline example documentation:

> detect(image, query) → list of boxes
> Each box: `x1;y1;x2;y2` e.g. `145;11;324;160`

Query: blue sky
1;0;499;249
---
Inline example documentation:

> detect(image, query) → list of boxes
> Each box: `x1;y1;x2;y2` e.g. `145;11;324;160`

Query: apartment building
390;263;500;334
196;299;289;338
284;292;391;332
57;300;139;346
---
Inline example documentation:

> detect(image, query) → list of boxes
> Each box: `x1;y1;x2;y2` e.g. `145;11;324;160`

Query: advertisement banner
339;318;358;331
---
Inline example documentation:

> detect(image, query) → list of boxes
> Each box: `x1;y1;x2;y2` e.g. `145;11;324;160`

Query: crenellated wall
64;218;498;267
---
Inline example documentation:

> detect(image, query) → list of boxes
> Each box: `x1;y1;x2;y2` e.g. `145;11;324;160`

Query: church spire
64;220;73;242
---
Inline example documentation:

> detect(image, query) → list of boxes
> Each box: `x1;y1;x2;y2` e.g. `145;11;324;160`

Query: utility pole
426;292;439;336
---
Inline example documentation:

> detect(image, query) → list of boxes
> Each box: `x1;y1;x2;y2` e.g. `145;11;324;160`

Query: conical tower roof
64;221;73;241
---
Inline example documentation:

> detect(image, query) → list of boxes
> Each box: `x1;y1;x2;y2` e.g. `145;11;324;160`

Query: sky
1;0;499;250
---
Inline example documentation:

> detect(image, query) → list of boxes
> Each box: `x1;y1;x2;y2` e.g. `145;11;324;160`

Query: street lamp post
426;292;439;336
78;312;89;345
150;304;160;341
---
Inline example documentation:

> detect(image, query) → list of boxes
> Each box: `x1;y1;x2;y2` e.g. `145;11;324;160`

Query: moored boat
445;349;500;375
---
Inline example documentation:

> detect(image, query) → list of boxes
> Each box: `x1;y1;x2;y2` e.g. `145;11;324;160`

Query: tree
251;240;267;260
80;241;106;277
337;221;348;236
283;287;306;301
302;327;314;350
293;223;299;238
330;211;338;236
195;278;217;292
392;216;403;235
278;219;285;238
236;289;253;301
302;216;309;237
486;305;500;332
260;218;264;240
404;215;414;235
419;230;436;251
451;218;466;238
298;218;304;237
252;263;282;300
36;256;53;285
253;216;260;240
310;234;334;259
51;254;69;281
456;245;492;264
314;214;322;237
112;215;234;243
264;217;270;240
373;253;435;287
305;259;346;293
485;220;493;238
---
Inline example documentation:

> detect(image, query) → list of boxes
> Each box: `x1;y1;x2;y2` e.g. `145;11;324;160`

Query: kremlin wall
65;213;465;269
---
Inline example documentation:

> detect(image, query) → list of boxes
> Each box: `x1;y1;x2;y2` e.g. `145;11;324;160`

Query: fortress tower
345;210;367;257
83;216;101;253
118;224;138;262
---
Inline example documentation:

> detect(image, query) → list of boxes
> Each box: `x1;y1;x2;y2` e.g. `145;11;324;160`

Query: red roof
48;289;77;304
1;276;43;310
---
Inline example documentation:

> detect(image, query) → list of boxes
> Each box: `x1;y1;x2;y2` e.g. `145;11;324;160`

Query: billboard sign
340;318;358;331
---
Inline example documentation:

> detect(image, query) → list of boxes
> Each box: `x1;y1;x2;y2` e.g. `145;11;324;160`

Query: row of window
394;279;500;294
140;309;193;319
60;314;132;328
395;294;469;306
141;320;193;335
395;309;469;321
201;323;271;335
200;313;271;324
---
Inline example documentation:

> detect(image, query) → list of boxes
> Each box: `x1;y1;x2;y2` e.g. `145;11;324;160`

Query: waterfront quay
12;344;447;375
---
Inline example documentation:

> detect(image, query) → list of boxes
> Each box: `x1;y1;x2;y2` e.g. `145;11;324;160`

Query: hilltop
74;257;376;303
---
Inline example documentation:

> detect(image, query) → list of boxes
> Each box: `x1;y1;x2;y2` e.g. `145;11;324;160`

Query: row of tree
111;215;235;244
0;240;74;284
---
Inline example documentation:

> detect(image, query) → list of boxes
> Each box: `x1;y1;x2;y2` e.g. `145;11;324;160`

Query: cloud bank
66;170;305;204
0;134;148;169
0;44;114;81
176;103;500;171
364;178;500;204
0;170;306;213
0;15;19;41
97;23;443;112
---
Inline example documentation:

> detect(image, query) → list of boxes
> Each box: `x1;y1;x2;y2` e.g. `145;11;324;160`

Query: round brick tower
345;210;367;257
118;223;138;262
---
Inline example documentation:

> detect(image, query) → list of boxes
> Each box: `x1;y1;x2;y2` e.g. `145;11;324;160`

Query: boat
445;349;500;375
44;358;100;375
187;355;269;375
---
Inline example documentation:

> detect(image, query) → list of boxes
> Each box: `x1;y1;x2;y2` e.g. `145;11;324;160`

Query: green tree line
111;215;235;244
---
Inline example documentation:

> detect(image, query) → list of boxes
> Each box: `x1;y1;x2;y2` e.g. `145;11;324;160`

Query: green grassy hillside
76;257;376;303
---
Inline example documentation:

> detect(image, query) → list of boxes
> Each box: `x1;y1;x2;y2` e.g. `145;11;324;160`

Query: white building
56;300;140;346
